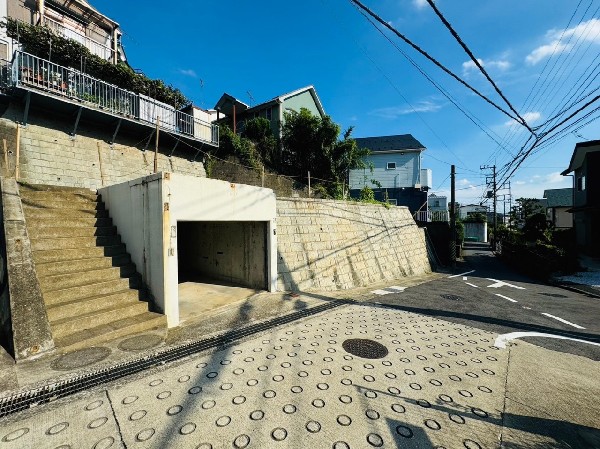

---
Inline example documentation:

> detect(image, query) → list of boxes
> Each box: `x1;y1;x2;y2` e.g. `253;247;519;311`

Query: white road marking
494;332;600;349
462;277;468;281
522;306;532;310
387;286;407;292
372;289;392;296
495;293;518;303
448;270;475;278
486;278;526;290
541;313;586;329
465;282;479;288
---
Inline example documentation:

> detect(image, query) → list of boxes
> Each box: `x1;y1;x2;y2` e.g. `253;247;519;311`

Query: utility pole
450;165;456;269
153;116;160;174
480;164;497;250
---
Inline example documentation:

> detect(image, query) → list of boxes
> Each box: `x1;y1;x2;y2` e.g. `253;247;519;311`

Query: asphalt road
368;242;600;361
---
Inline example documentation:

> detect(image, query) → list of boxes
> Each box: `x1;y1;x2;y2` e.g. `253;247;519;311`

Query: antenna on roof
247;90;254;106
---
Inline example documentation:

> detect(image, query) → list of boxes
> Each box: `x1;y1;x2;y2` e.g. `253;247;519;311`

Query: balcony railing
43;16;114;61
10;51;218;146
414;210;449;223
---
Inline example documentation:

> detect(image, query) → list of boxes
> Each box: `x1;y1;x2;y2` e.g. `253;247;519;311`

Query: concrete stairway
19;183;166;352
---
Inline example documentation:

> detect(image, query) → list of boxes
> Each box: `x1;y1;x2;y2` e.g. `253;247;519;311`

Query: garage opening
177;221;268;322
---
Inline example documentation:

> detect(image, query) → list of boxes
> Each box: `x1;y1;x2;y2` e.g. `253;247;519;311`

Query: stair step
35;254;131;277
18;183;95;195
39;265;137;292
30;235;121;251
24;207;110;220
21;197;104;211
19;190;99;203
24;217;113;229
44;278;138;306
46;289;141;322
51;301;149;339
54;312;167;352
28;225;117;239
32;245;127;264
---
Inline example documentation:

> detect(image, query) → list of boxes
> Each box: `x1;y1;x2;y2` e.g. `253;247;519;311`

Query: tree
280;108;369;197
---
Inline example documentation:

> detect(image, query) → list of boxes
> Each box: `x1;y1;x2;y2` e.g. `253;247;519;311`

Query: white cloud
178;69;197;78
504;111;541;127
413;0;429;9
462;58;511;75
510;172;571;198
369;100;443;119
526;18;600;65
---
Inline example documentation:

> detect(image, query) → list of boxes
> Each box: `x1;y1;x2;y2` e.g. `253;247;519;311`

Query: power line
348;0;522;123
424;0;535;135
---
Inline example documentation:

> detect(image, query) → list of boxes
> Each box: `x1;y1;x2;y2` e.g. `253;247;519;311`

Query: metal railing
43;16;114;61
10;51;218;145
414;210;449;222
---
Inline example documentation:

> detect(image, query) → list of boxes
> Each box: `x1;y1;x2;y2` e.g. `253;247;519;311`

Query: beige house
543;188;573;228
0;0;124;63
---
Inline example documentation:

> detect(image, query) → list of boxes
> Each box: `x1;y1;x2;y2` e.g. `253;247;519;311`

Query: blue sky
93;0;599;205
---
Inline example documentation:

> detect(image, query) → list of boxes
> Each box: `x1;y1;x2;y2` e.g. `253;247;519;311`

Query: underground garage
99;173;277;327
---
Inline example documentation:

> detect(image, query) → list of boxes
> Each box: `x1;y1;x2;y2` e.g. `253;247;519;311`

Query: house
543;188;573;228
348;134;431;213
425;193;449;222
1;0;125;63
214;85;325;139
458;204;487;220
561;140;600;255
0;0;218;148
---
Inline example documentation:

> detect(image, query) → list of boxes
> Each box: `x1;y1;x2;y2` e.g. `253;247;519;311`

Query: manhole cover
118;334;164;351
539;293;568;298
342;339;388;359
51;347;111;371
440;294;464;301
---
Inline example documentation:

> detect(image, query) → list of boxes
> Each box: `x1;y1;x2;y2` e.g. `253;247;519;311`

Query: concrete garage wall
178;221;267;289
276;198;430;291
100;173;277;327
0;102;206;189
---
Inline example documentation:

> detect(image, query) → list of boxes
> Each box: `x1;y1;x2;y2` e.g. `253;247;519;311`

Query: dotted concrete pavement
0;303;508;448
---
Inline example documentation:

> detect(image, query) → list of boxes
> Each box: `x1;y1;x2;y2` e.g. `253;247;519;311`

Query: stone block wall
0;102;206;189
276;198;430;291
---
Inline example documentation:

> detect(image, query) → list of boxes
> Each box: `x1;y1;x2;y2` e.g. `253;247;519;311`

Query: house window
386;162;396;170
266;107;272;121
434;200;440;207
577;176;586;191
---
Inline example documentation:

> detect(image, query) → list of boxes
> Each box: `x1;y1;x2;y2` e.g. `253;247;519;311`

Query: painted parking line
495;293;518;303
448;270;475;278
495;331;600;349
541;312;586;330
465;282;479;288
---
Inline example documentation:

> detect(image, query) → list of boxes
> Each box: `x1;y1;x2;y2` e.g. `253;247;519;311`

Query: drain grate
539;293;568;298
342;339;388;359
0;300;348;418
440;294;464;301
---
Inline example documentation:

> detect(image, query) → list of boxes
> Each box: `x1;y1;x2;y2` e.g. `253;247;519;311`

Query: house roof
354;134;425;153
49;0;119;29
561;139;600;175
214;85;325;119
543;188;573;208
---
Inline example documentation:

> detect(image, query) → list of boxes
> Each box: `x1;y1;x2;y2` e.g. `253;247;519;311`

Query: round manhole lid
118;334;164;352
51;347;111;371
342;339;388;359
440;294;464;301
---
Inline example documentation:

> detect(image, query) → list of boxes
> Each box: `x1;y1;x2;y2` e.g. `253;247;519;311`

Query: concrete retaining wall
0;102;206;190
276;198;430;291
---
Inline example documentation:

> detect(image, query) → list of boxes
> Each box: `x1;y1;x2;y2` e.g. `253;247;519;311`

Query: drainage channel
0;300;348;418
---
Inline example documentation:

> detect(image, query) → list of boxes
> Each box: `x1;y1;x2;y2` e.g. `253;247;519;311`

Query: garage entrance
177;221;268;322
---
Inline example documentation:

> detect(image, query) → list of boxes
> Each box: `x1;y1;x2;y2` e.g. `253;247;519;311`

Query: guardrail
10;51;218;146
414;210;449;222
43;16;114;61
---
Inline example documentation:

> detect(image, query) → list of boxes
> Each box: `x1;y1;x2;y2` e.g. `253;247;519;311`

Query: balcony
43;16;114;62
7;51;218;146
414;210;449;223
